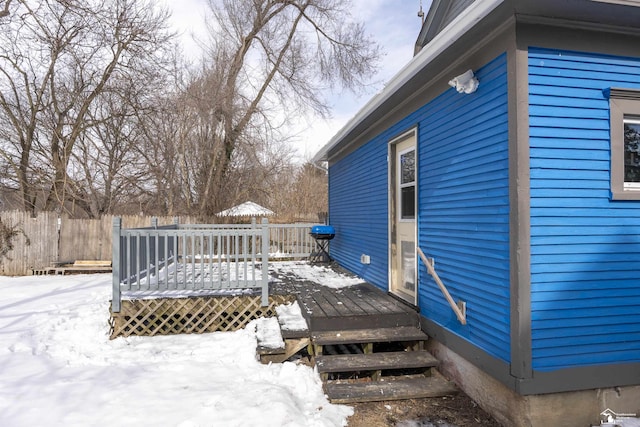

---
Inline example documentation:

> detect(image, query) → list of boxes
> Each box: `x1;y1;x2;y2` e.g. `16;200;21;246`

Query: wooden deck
294;282;420;332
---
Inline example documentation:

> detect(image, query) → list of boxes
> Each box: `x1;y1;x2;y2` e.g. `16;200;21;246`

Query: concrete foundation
427;339;640;427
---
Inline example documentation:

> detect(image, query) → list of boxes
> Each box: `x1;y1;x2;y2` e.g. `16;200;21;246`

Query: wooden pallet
32;260;112;275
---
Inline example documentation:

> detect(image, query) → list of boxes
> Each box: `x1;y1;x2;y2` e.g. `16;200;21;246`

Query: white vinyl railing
111;218;316;312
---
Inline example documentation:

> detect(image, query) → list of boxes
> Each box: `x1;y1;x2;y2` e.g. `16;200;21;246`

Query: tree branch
0;0;12;18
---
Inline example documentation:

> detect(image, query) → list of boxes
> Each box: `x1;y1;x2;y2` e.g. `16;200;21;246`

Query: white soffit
590;0;640;6
313;0;504;162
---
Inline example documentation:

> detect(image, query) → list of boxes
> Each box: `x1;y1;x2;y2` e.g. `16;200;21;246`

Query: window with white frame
608;88;640;200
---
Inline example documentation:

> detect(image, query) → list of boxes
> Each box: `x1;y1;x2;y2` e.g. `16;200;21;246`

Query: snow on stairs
256;303;310;364
312;326;458;404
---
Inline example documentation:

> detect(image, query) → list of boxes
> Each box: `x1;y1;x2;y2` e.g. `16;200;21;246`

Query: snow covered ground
0;263;356;427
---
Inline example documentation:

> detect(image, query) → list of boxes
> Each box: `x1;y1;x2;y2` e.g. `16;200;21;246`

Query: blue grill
310;225;334;262
310;225;335;240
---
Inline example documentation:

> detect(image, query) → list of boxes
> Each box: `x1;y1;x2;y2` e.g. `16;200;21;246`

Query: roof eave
312;0;505;163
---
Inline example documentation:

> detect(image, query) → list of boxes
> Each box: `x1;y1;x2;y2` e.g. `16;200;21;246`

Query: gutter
312;0;505;162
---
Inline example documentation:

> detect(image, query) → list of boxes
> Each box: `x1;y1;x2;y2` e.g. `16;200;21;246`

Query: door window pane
400;150;415;184
401;186;415;219
399;148;415;220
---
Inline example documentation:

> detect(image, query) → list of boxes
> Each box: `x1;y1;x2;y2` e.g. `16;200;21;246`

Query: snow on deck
122;260;363;300
122;258;265;300
271;261;365;289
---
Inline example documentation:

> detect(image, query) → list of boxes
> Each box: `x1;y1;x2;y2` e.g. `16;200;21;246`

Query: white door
390;133;417;304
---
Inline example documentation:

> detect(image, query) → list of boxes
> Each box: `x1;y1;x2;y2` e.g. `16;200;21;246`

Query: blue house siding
417;54;511;363
328;138;389;289
329;54;511;363
529;47;640;371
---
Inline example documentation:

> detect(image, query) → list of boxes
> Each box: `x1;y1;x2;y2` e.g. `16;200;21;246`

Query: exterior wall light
448;69;479;94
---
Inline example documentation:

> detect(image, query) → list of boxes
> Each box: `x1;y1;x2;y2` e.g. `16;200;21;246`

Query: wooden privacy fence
112;218;316;313
0;210;197;276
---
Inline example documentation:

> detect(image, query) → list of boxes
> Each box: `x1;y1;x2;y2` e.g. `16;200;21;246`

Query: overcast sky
161;0;431;161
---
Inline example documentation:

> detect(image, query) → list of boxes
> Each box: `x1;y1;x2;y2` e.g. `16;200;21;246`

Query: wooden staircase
258;324;457;403
257;282;458;403
311;326;457;403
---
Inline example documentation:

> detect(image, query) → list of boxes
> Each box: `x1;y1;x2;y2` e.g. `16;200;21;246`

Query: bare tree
0;0;11;19
138;74;299;219
68;78;151;217
226;129;297;213
0;0;174;216
189;0;380;216
135;85;199;216
269;161;327;222
292;162;328;220
1;0;379;219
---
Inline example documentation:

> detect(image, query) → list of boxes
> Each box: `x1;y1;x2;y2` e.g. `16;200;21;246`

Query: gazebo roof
215;201;275;217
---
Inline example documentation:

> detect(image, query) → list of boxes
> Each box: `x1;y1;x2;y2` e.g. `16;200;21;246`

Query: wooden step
281;329;309;340
260;337;310;364
312;326;428;346
256;318;285;356
257;344;285;356
324;373;458;404
316;351;438;373
304;312;420;331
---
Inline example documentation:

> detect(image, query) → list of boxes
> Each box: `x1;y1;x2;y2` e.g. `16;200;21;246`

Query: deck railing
111;218;316;312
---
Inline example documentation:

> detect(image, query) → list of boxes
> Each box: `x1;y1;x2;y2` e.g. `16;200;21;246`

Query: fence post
151;217;158;228
261;218;269;306
112;217;122;313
